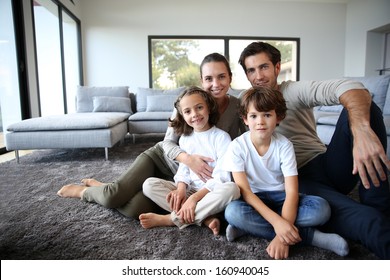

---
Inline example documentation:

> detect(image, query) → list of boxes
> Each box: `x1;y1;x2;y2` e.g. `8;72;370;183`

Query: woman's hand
184;154;214;182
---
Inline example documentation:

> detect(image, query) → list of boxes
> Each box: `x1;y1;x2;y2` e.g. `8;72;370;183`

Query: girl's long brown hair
169;86;219;136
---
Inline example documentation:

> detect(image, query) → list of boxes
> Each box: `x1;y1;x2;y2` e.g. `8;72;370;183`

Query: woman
57;53;245;218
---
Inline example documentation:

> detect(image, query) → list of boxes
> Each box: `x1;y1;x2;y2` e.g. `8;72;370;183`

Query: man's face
244;53;280;90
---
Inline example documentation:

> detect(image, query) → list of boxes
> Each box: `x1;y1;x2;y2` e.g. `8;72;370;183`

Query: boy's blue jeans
298;102;390;259
224;191;330;245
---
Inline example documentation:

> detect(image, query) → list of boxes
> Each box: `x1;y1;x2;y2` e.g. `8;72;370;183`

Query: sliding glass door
0;0;22;152
33;0;82;116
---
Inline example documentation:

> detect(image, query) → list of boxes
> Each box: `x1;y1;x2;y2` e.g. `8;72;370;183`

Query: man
237;41;390;259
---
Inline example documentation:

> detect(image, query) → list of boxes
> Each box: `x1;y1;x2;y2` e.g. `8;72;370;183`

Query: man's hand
352;126;390;188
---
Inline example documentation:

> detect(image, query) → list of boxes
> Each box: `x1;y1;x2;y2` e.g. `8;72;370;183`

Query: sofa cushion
7;112;130;131
128;111;172;121
349;75;390;112
93;96;132;113
76;86;129;113
316;75;390;113
146;95;177;112
383;115;390;135
136;87;185;112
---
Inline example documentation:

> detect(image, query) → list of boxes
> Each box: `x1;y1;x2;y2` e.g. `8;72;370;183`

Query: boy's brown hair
240;87;287;121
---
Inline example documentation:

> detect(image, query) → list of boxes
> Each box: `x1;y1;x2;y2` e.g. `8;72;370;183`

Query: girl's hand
166;187;187;212
177;197;197;224
185;154;214;182
273;217;301;245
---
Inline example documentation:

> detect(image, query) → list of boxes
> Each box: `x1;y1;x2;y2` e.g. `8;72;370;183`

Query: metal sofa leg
105;147;108;161
15;150;20;164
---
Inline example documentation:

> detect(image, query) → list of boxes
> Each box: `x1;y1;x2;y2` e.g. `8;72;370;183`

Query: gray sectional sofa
6;86;185;162
314;74;390;157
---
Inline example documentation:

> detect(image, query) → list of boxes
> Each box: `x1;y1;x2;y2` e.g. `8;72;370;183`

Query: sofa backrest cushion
316;75;390;113
135;87;185;112
76;86;130;113
349;75;390;112
146;95;178;112
92;96;132;113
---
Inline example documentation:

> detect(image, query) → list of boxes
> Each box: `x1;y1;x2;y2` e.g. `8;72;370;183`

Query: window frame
148;35;300;88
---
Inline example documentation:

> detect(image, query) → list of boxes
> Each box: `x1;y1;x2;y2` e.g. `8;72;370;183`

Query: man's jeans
298;102;390;259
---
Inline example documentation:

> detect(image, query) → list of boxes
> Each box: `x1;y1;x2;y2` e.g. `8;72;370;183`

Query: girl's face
179;93;211;132
201;61;232;101
244;102;279;141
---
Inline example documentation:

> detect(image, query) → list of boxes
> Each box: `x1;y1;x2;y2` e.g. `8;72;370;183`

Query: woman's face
201;61;232;101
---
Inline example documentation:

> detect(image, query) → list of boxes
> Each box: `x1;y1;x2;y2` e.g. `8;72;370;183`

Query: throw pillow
136;87;185;112
92;96;132;113
146;95;177;112
76;86;129;112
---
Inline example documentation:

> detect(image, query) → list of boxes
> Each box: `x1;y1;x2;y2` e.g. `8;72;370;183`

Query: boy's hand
273;217;301;245
266;237;289;259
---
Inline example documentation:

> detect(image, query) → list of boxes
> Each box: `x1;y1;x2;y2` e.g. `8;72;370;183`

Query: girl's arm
177;188;209;224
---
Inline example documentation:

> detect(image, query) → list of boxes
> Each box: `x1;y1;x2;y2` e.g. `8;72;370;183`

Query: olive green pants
82;144;173;218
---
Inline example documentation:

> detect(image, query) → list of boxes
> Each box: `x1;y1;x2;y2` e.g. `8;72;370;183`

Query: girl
222;87;349;259
57;53;245;219
140;86;240;235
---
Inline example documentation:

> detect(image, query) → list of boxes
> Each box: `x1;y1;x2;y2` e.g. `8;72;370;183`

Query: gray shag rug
0;135;378;260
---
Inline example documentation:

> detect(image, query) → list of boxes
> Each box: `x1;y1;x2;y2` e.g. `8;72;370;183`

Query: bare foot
203;216;220;236
57;184;87;198
139;213;174;229
81;178;105;187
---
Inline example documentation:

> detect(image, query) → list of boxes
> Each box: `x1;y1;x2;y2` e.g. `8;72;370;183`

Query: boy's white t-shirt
222;131;297;193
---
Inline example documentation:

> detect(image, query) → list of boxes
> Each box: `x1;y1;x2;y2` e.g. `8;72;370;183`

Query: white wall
344;0;390;76
79;0;349;91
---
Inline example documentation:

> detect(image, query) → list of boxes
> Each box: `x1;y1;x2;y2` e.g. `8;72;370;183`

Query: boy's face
244;53;280;90
244;103;279;140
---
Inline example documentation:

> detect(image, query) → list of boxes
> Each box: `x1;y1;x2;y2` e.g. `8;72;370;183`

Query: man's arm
339;89;390;188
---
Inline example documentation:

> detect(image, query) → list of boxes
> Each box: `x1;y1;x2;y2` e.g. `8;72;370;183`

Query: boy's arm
280;176;299;225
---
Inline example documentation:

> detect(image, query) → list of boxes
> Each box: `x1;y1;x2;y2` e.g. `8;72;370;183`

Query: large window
149;36;300;90
33;0;82;116
0;0;23;153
